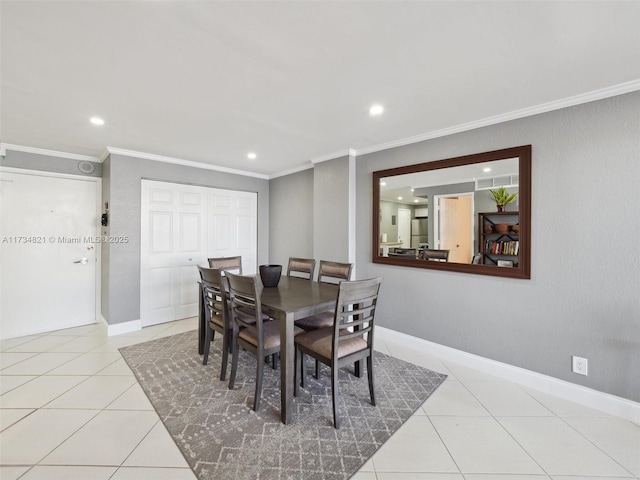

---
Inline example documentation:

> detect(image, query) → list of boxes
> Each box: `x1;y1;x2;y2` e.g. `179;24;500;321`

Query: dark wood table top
258;276;338;320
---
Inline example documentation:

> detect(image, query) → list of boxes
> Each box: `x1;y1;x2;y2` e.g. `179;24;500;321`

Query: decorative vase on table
259;265;282;288
497;204;506;212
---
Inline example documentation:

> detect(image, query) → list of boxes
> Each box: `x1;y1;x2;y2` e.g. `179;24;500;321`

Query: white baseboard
99;315;142;337
377;326;640;424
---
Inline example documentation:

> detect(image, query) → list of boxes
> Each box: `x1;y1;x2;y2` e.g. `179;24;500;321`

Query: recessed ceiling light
247;152;257;160
483;167;491;172
397;196;403;200
414;199;419;203
380;181;386;186
90;117;104;125
369;104;384;116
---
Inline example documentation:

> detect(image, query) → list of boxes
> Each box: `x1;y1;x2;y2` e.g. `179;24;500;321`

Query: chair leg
202;326;213;365
220;329;230;381
294;347;300;397
254;353;264;412
272;353;278;370
367;354;376;406
331;364;340;429
300;352;306;388
314;359;320;379
228;337;238;390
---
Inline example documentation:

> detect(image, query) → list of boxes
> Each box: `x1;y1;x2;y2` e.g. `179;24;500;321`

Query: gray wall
313;156;351;264
379;201;400;242
269;168;314;266
102;153;270;325
356;91;640;403
101;157;111;321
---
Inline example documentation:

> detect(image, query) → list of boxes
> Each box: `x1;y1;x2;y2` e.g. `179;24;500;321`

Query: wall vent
475;174;519;190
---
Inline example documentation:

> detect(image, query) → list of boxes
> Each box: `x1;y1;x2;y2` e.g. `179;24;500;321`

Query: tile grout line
440;358;553;477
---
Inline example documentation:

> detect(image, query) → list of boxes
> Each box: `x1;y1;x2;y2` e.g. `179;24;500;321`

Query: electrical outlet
572;356;588;376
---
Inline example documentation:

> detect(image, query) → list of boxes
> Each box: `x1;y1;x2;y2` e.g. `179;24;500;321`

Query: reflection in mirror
373;145;531;279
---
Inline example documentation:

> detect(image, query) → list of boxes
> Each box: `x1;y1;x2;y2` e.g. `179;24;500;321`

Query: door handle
74;258;88;264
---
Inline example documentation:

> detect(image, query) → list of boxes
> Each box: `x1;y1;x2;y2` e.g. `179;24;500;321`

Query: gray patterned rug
119;330;446;480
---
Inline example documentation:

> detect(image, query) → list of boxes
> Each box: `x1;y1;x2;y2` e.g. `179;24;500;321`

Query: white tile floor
1;318;639;480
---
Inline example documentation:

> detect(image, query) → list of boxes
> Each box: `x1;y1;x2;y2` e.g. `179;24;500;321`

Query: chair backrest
198;266;229;325
286;257;316;281
225;272;266;350
208;256;243;274
332;276;383;355
389;248;417;259
317;260;353;284
421;249;449;262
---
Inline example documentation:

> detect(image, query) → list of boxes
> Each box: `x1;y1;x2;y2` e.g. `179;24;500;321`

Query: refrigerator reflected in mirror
411;218;428;248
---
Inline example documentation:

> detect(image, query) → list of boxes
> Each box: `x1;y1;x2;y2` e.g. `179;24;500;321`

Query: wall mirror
372;145;531;279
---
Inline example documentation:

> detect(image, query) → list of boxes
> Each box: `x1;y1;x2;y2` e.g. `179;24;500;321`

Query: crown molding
4;81;637;177
355;79;640;157
0;143;102;162
269;162;314;180
310;149;354;164
268;148;357;179
106;147;269;180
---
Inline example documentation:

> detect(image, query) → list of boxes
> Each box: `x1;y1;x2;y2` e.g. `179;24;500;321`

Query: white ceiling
2;1;639;177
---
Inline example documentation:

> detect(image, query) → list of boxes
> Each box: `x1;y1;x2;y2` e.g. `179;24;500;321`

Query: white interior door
208;190;257;275
0;170;98;340
397;208;411;248
141;181;206;327
435;194;474;263
141;180;257;327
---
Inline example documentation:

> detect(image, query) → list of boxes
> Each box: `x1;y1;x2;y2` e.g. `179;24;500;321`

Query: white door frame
432;192;474;252
0;166;103;330
397;207;412;248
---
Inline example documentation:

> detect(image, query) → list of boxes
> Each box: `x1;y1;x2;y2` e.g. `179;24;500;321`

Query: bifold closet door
141;180;257;327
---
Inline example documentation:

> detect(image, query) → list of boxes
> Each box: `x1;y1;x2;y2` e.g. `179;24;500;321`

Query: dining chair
198;266;237;380
294;260;354;377
286;257;316;281
294;276;383;428
420;249;449;261
226;272;303;412
316;260;353;284
208;255;243;274
295;260;352;331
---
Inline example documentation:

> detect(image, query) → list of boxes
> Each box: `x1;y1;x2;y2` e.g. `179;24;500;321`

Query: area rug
120;330;446;480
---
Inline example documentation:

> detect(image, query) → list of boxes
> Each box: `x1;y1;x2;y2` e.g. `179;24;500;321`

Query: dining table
198;275;339;424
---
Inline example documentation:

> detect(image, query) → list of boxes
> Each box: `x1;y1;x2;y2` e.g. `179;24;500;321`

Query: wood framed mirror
372;145;531;279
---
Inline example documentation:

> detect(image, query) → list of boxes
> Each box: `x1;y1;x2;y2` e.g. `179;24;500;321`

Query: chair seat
294;311;333;330
234;308;260;325
209;314;225;329
239;321;304;350
295;327;367;360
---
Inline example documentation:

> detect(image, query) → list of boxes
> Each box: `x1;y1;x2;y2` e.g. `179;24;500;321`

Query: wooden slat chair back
226;272;302;411
198;266;233;380
208;256;243;274
420;249;449;262
286;257;316;281
317;260;353;284
294;276;383;428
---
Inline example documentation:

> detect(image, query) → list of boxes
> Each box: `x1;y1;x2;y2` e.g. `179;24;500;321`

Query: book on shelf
484;239;520;256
